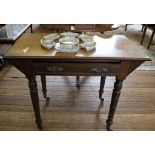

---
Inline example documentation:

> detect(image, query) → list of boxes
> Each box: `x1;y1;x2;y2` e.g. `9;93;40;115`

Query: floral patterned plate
43;33;60;41
55;44;79;53
61;32;79;37
59;37;79;45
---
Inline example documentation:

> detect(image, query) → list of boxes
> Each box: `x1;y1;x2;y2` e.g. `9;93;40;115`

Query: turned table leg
28;76;42;130
30;24;33;33
106;78;123;131
76;76;80;90
99;76;106;101
147;30;155;49
41;75;47;99
140;25;147;45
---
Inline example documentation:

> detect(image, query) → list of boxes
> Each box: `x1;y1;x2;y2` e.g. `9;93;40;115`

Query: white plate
61;32;79;37
43;33;60;41
40;39;55;49
59;37;79;45
55;44;79;53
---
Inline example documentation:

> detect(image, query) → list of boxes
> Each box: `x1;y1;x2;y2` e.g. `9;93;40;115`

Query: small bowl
40;39;55;49
79;34;93;42
61;32;79;37
80;41;96;51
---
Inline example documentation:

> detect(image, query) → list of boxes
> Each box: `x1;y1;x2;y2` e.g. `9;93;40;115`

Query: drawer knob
47;66;63;72
92;68;107;74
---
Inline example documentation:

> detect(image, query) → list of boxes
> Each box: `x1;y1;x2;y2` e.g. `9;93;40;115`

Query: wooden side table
4;33;150;130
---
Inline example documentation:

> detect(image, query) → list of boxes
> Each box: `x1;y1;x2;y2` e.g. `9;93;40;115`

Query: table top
4;33;150;61
0;24;31;41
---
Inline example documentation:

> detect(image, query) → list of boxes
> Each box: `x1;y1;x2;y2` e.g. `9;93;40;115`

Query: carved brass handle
92;67;107;74
47;66;63;72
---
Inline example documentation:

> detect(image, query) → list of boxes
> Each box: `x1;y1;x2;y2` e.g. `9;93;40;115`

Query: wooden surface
0;64;155;131
5;33;149;61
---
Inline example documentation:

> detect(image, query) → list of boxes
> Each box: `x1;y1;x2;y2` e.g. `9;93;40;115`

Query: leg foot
99;76;106;101
45;97;50;106
36;119;42;130
106;120;113;131
41;75;47;99
76;76;80;90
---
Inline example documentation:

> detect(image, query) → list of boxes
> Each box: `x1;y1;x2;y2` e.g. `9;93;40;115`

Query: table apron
32;62;121;76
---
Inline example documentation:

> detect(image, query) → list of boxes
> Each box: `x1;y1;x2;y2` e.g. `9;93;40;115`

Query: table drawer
33;62;121;76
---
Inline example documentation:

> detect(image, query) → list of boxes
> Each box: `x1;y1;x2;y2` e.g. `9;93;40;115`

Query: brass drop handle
92;67;107;74
47;66;63;72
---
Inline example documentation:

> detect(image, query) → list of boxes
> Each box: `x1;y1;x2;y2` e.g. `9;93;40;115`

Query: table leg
140;25;147;45
41;75;47;99
30;24;33;33
28;76;42;130
106;78;123;131
147;30;155;49
99;76;106;101
76;76;80;90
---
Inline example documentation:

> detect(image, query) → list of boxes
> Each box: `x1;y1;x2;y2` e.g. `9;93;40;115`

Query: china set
40;32;96;53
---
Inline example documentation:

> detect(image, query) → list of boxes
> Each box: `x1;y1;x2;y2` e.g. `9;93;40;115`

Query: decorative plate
78;34;93;42
55;44;79;53
59;37;79;45
80;41;96;51
43;33;60;41
61;32;79;37
40;39;55;49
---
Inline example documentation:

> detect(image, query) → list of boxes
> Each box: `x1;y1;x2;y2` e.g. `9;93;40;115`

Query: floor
0;24;155;130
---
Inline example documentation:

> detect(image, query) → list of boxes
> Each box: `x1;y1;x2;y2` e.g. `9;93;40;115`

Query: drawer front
33;62;121;76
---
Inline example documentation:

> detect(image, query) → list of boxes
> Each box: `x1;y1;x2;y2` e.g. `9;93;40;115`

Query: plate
55;44;79;53
59;37;79;45
43;33;60;41
40;39;55;49
61;32;79;37
78;34;93;42
80;41;96;51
